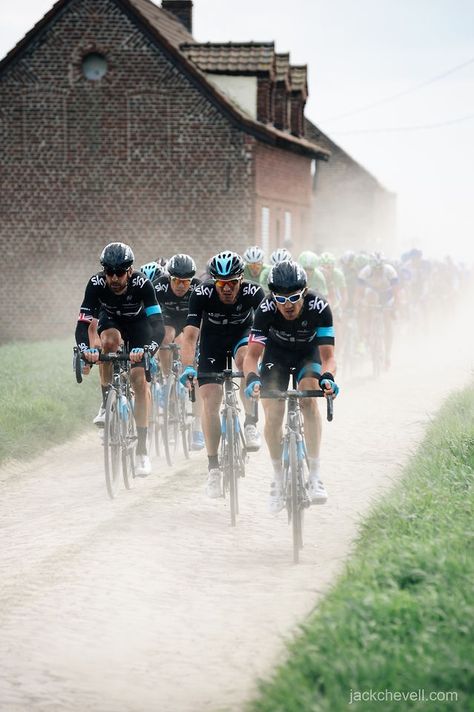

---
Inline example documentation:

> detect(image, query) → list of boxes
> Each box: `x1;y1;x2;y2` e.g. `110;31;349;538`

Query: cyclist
243;260;338;513
75;242;165;477
179;251;265;497
243;245;269;286
297;250;328;296
153;253;204;450
260;247;292;288
140;260;166;283
358;251;399;369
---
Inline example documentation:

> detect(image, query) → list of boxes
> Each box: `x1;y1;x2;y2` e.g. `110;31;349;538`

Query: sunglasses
272;290;305;304
214;278;241;288
105;267;129;277
171;277;192;286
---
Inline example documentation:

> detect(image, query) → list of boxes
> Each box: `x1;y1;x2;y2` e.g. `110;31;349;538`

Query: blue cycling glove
179;366;197;386
319;371;340;396
245;380;261;398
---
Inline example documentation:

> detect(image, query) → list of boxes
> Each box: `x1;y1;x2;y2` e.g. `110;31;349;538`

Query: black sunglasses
104;267;129;277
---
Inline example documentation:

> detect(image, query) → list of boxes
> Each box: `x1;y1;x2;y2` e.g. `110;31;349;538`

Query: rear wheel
104;389;121;499
178;388;191;459
150;381;162;458
162;375;179;466
289;432;304;563
122;396;136;490
226;408;238;527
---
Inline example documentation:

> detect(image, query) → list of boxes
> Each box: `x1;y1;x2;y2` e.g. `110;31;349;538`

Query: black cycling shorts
197;328;250;386
163;314;187;338
97;312;152;368
260;340;321;391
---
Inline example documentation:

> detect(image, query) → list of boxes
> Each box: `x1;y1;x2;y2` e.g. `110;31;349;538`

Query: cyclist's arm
75;279;100;353
243;339;264;378
180;325;200;368
142;279;165;352
319;344;336;377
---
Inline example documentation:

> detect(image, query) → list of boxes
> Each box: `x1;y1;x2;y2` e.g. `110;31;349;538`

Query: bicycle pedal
244;444;260;453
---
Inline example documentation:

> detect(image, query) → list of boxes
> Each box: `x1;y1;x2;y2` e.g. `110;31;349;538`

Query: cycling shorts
97;312;152;368
260;340;321;391
163;313;187;338
197;328;250;386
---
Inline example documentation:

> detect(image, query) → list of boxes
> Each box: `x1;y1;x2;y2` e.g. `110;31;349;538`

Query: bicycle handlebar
196;371;244;380
73;346;152;384
261;389;334;422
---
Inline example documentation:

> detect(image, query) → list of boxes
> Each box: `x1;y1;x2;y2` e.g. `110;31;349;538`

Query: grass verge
0;339;98;464
248;386;474;712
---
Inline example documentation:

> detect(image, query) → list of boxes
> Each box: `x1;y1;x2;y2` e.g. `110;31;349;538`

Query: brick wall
254;143;312;258
0;0;254;341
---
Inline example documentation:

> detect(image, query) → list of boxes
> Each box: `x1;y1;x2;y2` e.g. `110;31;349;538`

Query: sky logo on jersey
260;299;276;313
132;275;146;288
196;285;213;298
155;282;169;293
309;296;328;313
243;284;260;297
91;275;105;287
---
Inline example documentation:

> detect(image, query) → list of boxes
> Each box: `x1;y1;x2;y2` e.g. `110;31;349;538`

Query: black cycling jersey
153;276;201;331
75;271;164;352
187;280;265;332
249;290;335;351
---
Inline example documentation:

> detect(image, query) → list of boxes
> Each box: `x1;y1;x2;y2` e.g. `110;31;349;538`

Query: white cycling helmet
243;245;264;264
271;247;292;266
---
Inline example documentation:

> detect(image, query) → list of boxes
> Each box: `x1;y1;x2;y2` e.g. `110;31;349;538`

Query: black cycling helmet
100;242;134;270
268;260;307;294
208;251;245;279
167;253;196;278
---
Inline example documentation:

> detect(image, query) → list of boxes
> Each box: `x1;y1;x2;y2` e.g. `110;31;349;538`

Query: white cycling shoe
307;477;328;504
267;482;285;514
135;454;151;478
244;423;261;451
93;405;106;427
205;469;222;498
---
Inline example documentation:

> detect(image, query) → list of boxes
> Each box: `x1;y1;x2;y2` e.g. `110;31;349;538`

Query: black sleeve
252;285;266;309
313;299;335;346
140;278;165;350
186;285;206;328
75;278;101;351
248;298;274;346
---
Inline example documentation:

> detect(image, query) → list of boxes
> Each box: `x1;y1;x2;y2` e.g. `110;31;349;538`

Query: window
82;53;108;81
284;210;292;246
261;207;270;257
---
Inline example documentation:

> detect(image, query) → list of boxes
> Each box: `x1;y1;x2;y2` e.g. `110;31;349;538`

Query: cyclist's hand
83;347;99;364
244;380;261;399
319;371;340;398
130;347;144;363
180;365;197;388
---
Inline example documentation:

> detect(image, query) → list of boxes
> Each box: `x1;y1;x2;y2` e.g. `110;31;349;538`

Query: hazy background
2;0;473;261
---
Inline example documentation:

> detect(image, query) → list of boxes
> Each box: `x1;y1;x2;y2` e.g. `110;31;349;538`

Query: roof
181;42;275;75
128;0;194;47
0;0;329;160
275;53;290;81
290;65;308;94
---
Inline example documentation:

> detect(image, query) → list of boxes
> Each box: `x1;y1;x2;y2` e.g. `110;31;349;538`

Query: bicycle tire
162;375;179;466
104;389;121;499
150;381;162;458
289;431;304;563
226;407;238;527
122;397;136;490
178;390;190;460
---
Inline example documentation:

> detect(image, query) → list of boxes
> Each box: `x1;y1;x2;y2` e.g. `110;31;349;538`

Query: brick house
0;0;330;341
306;119;397;255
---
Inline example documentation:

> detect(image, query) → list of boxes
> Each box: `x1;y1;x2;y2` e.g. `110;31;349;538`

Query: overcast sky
2;0;474;261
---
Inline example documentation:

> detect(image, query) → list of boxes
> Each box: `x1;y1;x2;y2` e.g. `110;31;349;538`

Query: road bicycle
368;303;387;378
262;372;333;563
192;351;248;527
148;355;164;458
159;343;194;466
73;346;151;499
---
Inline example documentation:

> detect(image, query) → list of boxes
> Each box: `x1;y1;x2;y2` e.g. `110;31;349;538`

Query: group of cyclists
75;240;466;512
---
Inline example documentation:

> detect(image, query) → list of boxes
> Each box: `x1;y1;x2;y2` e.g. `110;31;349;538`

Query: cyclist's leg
234;334;261;449
127;318;153;460
159;324;176;376
197;330;226;472
260;350;288;512
176;330;204;447
297;355;327;502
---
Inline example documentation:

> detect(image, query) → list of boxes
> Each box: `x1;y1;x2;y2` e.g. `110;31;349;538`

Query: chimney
162;1;193;33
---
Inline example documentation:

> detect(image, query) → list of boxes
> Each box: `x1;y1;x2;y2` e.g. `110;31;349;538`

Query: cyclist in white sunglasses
243;260;338;513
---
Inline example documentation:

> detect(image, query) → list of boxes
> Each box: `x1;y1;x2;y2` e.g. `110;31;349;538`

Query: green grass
0;339;98;464
248;387;474;712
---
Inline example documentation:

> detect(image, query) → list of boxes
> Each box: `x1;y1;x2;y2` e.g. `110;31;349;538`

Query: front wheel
289;432;304;563
121;396;136;490
162;375;179;466
104;389;121;499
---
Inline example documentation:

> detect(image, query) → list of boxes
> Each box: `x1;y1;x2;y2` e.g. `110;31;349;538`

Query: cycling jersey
187;281;265;332
153;276;201;334
250;291;335;390
75;271;164;352
249;291;335;351
358;264;398;291
243;263;269;285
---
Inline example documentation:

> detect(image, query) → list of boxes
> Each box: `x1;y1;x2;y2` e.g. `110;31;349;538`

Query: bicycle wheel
150;380;162;458
289;431;304;563
178;389;190;459
104;389;121;499
121;396;136;490
162;375;179;466
226;407;238;527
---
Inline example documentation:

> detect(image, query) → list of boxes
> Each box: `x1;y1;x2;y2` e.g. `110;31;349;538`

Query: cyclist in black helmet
179;250;265;498
153;253;204;450
75;242;165;477
243;260;339;513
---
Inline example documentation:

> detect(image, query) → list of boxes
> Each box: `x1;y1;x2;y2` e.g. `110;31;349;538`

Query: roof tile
181;42;275;74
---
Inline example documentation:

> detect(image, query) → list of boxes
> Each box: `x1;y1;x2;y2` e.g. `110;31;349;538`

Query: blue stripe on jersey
145;305;162;317
317;326;335;338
